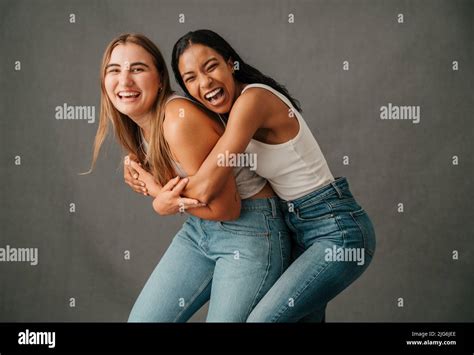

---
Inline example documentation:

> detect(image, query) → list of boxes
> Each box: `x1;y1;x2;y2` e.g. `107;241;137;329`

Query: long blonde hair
84;33;176;185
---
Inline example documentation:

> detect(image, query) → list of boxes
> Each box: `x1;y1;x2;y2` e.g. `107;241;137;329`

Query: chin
206;103;231;115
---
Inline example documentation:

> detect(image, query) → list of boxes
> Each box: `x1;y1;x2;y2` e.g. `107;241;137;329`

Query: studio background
0;0;473;322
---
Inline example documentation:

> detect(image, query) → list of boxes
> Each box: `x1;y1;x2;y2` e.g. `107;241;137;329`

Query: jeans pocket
349;208;376;257
295;201;333;221
218;211;269;236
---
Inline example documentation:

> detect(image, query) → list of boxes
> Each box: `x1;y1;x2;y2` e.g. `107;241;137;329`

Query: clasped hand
123;154;205;215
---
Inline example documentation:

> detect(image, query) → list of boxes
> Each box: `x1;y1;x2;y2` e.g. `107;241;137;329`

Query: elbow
206;199;241;221
195;180;219;205
218;198;241;221
219;207;241;221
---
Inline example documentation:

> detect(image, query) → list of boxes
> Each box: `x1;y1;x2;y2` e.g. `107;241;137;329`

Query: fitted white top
242;83;334;201
141;94;267;199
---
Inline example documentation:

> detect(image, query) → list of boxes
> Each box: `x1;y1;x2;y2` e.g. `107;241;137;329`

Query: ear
227;58;235;72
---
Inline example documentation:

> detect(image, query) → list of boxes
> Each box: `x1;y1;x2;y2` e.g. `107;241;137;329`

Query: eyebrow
105;62;150;69
182;57;218;77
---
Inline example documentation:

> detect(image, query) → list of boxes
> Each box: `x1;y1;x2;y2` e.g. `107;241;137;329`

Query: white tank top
141;94;267;199
242;83;334;201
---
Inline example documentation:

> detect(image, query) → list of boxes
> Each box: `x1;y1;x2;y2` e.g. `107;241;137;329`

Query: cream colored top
242;83;334;201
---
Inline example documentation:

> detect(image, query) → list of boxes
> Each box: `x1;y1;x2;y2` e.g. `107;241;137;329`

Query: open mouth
117;91;141;100
204;87;225;105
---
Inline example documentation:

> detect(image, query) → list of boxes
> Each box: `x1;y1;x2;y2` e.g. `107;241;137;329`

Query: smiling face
104;43;160;121
179;44;240;114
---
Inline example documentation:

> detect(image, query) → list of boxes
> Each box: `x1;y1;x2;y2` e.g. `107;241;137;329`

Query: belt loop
269;198;277;217
331;181;343;198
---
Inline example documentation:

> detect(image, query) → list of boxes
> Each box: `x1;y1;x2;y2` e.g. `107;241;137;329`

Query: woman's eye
207;64;217;71
185;77;195;83
107;69;120;74
131;68;144;73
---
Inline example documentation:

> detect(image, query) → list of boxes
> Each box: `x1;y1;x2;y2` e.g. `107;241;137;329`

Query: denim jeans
128;197;291;322
247;177;376;322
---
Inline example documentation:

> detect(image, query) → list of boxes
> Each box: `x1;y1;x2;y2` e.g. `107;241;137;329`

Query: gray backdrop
0;0;473;322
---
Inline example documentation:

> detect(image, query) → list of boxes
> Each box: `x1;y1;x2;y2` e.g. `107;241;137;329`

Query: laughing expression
104;43;160;121
179;44;241;114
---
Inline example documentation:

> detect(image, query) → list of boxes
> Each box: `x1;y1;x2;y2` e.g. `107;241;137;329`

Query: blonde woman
86;33;291;322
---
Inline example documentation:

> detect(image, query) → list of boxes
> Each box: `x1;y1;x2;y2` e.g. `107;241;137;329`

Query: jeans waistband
241;196;282;217
280;177;350;208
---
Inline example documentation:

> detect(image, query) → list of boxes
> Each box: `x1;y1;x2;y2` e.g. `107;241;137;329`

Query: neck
234;81;246;100
224;81;246;116
131;113;152;142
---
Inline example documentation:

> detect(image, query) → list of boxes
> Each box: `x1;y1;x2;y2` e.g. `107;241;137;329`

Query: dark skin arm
180;89;272;203
133;98;241;221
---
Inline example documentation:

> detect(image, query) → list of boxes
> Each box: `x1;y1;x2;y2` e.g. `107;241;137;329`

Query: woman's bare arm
181;89;271;203
160;98;241;221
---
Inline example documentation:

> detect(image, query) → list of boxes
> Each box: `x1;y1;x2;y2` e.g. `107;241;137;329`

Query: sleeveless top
241;83;334;201
140;94;267;199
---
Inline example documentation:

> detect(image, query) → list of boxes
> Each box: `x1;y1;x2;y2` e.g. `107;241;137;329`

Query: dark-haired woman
141;29;376;322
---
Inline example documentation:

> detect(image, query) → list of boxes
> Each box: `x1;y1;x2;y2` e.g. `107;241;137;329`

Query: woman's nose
199;74;213;89
119;70;133;86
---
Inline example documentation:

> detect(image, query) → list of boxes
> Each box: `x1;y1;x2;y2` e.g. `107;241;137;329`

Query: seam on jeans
326;197;356;208
349;209;374;257
333;213;347;244
278;231;285;275
270;254;334;322
173;273;213;322
244;228;272;319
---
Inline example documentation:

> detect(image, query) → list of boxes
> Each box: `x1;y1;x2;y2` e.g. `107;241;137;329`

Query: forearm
151;176;241;221
185;199;240;221
182;132;250;203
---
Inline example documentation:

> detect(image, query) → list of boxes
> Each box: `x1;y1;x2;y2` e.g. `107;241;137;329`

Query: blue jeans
247;177;376;322
128;197;291;322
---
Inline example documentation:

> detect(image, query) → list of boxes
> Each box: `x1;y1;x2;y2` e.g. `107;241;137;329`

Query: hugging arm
182;91;269;203
159;99;241;221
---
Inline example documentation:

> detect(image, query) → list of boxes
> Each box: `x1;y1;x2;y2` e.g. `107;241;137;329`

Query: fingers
124;155;139;179
130;160;147;175
161;176;181;191
124;158;147;195
179;197;205;206
182;202;206;210
127;165;139;180
171;177;189;194
125;178;148;194
128;153;138;161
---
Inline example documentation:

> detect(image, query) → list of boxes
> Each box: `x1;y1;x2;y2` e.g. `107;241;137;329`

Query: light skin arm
124;154;204;214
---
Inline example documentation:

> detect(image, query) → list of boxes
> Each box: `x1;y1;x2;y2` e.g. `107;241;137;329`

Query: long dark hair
171;29;301;112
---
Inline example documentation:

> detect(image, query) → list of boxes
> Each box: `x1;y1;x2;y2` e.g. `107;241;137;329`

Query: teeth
119;91;140;98
205;88;222;100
